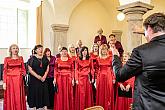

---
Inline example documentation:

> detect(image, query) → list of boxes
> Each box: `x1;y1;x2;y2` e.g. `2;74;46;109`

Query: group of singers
3;29;134;110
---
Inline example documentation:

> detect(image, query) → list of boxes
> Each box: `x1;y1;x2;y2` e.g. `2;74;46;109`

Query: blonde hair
91;43;99;52
9;44;19;57
97;28;103;34
99;44;108;58
123;52;131;58
68;44;76;55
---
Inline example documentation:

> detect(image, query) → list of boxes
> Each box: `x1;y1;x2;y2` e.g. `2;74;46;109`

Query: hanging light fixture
117;12;125;21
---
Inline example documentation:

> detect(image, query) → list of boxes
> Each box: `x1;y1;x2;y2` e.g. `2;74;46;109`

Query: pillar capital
51;24;69;54
117;1;153;52
118;1;153;15
51;24;69;32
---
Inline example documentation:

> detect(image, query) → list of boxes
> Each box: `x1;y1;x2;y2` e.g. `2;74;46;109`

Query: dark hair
33;44;43;54
109;34;116;38
60;47;68;52
31;49;35;55
143;13;165;33
79;46;90;60
43;48;51;56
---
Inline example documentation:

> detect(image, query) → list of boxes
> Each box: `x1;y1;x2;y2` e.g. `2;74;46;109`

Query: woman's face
109;40;115;48
61;49;68;57
82;49;87;57
46;51;51;57
101;48;108;55
11;45;19;55
93;44;99;52
69;46;75;53
35;47;43;56
122;54;129;62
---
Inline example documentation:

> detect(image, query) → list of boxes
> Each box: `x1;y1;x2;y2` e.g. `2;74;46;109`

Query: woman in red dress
90;43;99;60
96;44;115;110
75;46;94;110
115;52;135;110
68;44;77;62
54;47;74;110
3;44;26;110
90;43;99;104
68;44;77;110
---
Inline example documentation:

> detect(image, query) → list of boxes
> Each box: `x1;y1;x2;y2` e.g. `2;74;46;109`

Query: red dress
96;56;115;110
75;58;94;110
69;55;77;110
54;58;74;110
3;56;26;110
90;52;98;103
115;77;135;110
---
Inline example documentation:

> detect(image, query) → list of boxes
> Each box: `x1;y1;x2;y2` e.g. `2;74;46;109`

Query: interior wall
67;0;127;50
42;0;55;51
42;0;165;53
142;0;165;44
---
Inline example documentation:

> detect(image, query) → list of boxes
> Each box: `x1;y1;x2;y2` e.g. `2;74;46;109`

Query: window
0;7;28;48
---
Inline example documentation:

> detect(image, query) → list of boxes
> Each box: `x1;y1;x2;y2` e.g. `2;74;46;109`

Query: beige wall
68;0;128;50
42;0;165;53
142;0;165;44
42;0;55;51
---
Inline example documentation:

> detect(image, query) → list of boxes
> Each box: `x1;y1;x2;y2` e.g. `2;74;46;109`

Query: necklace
35;55;43;68
38;58;43;67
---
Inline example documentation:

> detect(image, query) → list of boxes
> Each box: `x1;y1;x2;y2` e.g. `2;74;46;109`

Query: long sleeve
75;60;79;81
3;57;8;83
90;58;94;80
71;59;75;80
102;36;107;44
115;41;124;57
54;59;58;80
94;36;98;43
126;77;135;87
112;48;142;82
20;56;26;76
94;59;99;78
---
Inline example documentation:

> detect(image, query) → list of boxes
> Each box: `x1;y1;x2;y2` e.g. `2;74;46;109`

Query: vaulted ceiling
47;0;151;24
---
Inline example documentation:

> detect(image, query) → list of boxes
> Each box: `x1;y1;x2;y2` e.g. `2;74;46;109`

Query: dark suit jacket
112;34;165;110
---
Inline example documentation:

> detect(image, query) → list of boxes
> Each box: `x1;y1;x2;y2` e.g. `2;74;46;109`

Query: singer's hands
120;84;131;92
3;83;6;90
125;84;131;92
41;76;46;82
72;79;75;86
110;46;120;57
75;80;78;84
53;79;56;84
120;84;125;91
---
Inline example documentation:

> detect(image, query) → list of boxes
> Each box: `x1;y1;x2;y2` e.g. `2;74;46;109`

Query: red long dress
75;58;94;110
54;57;74;110
69;55;77;110
96;56;115;110
115;77;135;110
3;56;26;110
90;52;98;104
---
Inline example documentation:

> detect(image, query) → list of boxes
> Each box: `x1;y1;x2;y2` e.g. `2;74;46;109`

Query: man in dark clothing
111;13;165;110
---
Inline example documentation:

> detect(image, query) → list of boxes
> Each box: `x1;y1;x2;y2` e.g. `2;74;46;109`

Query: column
118;1;153;52
51;24;69;54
